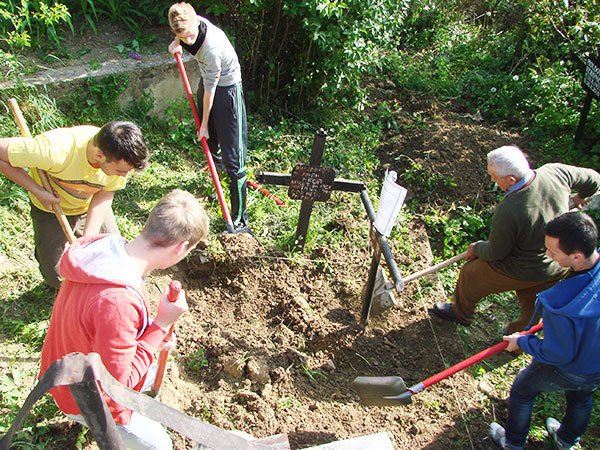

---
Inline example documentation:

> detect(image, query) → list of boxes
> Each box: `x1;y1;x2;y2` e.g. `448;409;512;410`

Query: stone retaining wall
0;53;200;117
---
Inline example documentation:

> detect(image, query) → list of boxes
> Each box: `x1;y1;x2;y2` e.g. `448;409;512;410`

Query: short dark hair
545;211;598;258
94;121;148;170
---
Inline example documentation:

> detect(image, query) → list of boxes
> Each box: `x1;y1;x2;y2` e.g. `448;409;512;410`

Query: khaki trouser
452;258;565;333
30;203;119;288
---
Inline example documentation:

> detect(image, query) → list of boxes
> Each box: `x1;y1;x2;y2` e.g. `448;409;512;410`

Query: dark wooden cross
575;55;600;147
256;131;406;326
256;129;364;250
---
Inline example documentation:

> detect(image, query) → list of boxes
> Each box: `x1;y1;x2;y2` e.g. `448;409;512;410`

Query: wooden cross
256;129;364;250
575;55;600;147
257;132;406;326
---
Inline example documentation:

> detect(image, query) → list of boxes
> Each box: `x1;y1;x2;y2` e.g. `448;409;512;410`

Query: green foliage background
3;0;598;161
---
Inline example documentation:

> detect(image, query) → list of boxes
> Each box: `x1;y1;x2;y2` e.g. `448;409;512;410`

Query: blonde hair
142;189;209;248
168;2;197;34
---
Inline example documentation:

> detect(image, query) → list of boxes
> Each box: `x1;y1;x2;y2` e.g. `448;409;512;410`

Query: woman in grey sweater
168;2;249;233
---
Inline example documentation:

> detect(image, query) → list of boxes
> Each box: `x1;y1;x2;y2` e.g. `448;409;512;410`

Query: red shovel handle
152;280;182;393
174;53;202;130
421;322;543;389
174;52;234;232
167;280;182;302
247;180;289;207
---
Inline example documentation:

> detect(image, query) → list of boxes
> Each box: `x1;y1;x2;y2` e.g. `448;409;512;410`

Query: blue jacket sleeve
518;316;578;366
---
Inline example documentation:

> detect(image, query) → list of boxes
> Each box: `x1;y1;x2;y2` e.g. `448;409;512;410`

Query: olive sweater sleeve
472;163;599;280
472;202;517;261
546;163;600;198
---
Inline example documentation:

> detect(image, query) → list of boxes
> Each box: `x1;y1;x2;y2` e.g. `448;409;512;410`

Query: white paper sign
374;170;407;237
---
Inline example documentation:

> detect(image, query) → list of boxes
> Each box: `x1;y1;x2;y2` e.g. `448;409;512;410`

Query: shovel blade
352;376;412;406
368;267;398;318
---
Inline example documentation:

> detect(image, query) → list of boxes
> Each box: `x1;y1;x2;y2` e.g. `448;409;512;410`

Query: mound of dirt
153;223;493;449
134;93;545;449
141;92;553;449
371;85;529;211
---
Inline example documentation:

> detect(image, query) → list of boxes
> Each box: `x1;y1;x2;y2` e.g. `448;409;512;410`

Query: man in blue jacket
489;211;600;450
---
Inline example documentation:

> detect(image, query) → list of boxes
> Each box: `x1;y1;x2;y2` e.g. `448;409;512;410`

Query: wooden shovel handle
152;280;182;393
403;251;468;284
7;99;76;244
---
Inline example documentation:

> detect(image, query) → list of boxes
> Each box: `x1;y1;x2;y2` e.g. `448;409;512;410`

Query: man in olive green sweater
432;145;600;333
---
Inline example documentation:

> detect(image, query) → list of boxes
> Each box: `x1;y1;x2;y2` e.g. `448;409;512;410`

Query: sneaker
220;223;252;235
489;422;507;449
546;417;574;449
232;225;252;235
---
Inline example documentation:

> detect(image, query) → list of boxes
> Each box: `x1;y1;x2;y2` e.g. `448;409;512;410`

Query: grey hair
487;145;530;179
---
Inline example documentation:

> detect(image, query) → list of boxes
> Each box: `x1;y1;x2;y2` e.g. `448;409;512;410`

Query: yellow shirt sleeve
7;134;65;171
6;126;128;215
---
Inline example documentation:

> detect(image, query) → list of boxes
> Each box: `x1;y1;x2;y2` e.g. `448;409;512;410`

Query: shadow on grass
1;275;56;351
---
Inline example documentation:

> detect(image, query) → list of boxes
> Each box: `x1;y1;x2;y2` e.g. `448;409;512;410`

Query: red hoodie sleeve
83;288;167;389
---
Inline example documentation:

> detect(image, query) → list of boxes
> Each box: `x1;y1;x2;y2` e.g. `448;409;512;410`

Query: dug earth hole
147;98;535;449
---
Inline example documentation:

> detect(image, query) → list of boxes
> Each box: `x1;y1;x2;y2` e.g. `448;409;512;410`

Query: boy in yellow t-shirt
0;121;148;288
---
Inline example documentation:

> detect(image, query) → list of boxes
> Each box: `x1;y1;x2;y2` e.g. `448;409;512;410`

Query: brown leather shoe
431;302;470;326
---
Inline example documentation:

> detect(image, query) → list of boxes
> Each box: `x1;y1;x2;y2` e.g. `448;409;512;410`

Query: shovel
366;251;468;321
173;53;235;233
7;99;76;244
402;251;467;284
352;322;543;406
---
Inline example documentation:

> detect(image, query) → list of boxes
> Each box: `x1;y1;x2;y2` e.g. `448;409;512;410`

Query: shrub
0;0;73;50
191;0;410;113
386;0;599;160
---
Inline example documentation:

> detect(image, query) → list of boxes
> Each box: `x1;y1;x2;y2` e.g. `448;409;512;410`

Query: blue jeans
504;360;600;449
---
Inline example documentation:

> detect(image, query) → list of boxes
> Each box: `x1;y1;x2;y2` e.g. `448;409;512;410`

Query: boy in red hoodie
39;189;209;450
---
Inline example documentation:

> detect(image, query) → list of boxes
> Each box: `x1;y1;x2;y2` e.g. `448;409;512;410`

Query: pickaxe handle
152;280;182;393
7;99;76;244
403;251;468;284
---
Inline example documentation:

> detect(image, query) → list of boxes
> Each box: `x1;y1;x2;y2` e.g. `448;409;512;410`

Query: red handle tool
200;166;289;208
152;280;182;393
396;322;544;401
173;52;235;232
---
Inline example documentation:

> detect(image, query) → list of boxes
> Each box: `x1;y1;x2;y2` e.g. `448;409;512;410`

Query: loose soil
4;25;579;450
151;95;535;450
